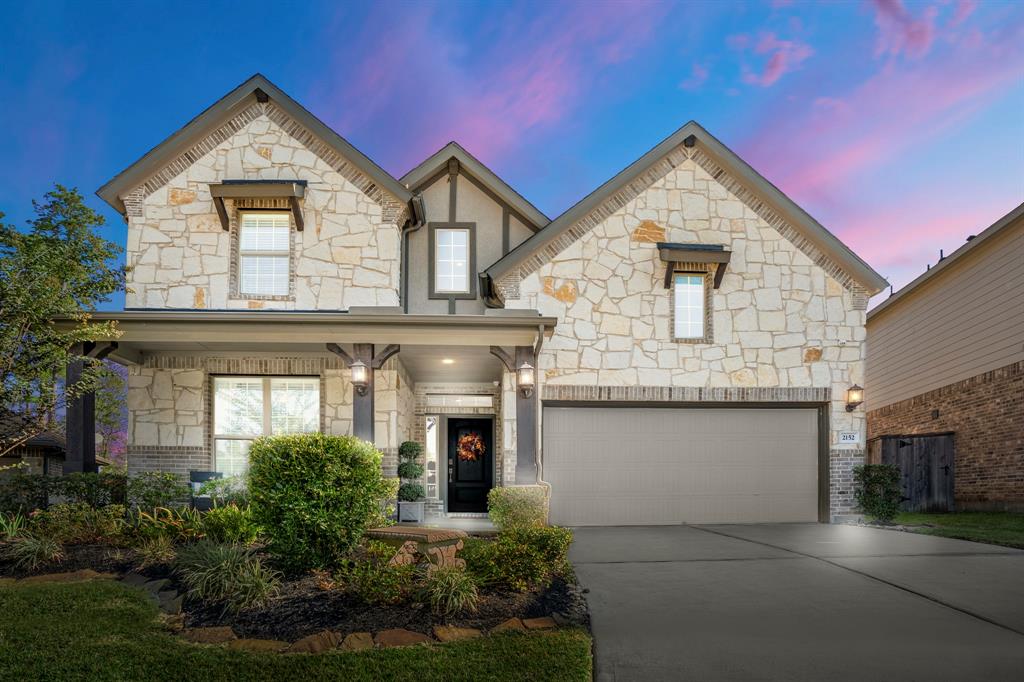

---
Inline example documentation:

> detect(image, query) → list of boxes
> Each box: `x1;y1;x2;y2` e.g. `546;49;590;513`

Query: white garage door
543;407;820;526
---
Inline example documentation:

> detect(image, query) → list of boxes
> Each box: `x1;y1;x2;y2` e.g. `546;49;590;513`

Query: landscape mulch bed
1;542;590;643
185;574;584;641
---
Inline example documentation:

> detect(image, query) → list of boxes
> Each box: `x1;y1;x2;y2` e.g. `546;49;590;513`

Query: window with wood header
673;274;706;339
238;212;290;296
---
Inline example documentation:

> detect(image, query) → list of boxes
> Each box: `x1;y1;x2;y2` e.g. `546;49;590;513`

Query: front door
447;417;493;513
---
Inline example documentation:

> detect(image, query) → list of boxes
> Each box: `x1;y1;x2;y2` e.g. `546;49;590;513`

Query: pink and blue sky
1;0;1021;307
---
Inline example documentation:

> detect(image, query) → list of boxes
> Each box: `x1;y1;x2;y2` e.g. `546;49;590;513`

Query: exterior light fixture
845;384;864;412
350;360;369;396
442;358;455;365
517;362;535;399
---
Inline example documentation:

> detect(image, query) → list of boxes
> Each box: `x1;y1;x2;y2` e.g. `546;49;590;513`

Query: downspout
532;323;554;501
401;193;426;313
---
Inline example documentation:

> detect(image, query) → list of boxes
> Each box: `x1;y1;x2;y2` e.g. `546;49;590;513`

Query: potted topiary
397;441;425;522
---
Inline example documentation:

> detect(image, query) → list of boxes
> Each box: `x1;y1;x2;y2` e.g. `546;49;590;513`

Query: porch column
515;346;538;483
65;342;114;474
352;343;375;442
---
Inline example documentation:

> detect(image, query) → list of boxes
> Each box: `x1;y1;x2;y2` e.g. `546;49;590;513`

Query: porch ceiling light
517;361;535;399
350;360;369;396
845;384;864;412
442;358;455;365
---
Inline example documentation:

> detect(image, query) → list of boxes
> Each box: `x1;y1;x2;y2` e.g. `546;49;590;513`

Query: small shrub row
28;503;125;545
462;527;573;592
487;486;548;530
0;469;189;514
4;534;64;570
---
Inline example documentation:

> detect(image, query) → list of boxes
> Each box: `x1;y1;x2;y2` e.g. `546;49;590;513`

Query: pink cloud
871;0;938;58
679;63;709;90
740;32;814;87
949;0;978;27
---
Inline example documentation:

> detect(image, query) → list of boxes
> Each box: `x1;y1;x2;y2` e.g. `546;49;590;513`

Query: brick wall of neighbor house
121;103;406;311
126;354;411;479
502;150;869;517
868;361;1024;511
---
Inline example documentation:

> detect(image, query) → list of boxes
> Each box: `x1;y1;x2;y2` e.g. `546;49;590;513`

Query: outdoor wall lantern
517;362;535;399
350;360;369;396
845;384;864;412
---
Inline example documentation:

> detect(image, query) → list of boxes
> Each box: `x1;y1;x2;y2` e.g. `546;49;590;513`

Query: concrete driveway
571;523;1024;681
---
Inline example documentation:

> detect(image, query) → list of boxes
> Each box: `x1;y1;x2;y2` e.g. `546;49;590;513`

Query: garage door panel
543;407;819;526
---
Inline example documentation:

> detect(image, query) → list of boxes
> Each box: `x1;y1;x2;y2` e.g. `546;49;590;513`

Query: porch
60;308;555;520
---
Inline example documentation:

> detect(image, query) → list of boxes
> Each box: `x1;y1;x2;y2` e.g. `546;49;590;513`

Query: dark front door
447;417;493;513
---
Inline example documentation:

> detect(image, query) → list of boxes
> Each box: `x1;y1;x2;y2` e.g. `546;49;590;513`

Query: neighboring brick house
867;203;1024;512
68;74;886;524
0;430;66;477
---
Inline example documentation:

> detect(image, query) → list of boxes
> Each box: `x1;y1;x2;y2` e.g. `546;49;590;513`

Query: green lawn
895;511;1024;549
0;581;592;682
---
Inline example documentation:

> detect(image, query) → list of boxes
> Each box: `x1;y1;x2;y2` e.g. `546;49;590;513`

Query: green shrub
201;504;259;545
175;540;281;612
369;478;400;528
59;470;128;507
0;471;55;513
248;433;391;570
398;482;425;502
28;503;125;544
125;506;204;543
422;566;478;616
488;486;548;530
127;472;190;509
854;464;902;523
335;540;414;606
463;527;573;592
197;476;249;507
135;535;176;569
5;534;64;570
0;512;27;541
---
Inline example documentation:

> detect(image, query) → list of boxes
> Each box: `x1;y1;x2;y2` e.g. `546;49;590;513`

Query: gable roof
97;74;412;214
484;120;888;296
400;141;549;229
868;201;1024;320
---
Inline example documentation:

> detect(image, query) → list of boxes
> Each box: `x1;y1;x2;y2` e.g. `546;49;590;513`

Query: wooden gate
873;433;955;512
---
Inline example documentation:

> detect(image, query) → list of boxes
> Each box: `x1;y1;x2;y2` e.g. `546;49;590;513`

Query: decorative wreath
457;432;486;462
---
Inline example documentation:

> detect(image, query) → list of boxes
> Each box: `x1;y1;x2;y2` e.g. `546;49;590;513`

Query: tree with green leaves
0;185;125;458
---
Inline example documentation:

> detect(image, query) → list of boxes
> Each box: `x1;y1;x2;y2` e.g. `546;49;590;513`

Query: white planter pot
398;501;425;523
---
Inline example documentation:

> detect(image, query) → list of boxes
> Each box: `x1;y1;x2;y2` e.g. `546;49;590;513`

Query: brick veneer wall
867;360;1024;511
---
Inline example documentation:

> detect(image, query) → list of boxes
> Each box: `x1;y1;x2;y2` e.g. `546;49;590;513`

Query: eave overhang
55;310;557;364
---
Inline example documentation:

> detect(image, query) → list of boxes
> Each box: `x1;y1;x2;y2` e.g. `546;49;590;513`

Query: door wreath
457;432;486;462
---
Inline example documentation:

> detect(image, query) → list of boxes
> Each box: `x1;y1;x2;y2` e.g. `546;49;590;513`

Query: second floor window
674;273;706;339
434;228;470;293
239;212;290;296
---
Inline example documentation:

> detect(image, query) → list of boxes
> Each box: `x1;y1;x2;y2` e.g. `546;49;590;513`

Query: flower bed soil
185;574;586;642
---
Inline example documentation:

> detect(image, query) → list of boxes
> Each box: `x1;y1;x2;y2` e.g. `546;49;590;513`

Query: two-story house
69;74;887;524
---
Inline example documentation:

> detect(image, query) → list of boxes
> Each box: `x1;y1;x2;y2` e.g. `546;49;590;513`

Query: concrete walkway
571;523;1024;681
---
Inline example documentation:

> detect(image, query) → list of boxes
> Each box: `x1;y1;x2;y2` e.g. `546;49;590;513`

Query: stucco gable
98;74;410;225
487;121;886;301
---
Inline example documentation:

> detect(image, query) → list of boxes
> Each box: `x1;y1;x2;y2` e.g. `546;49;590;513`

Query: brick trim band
541;384;831;403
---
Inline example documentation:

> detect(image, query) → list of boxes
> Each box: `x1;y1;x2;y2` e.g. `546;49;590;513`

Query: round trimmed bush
248;433;390;570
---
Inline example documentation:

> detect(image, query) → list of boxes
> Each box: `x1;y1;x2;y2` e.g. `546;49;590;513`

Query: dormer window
238;212;290;296
429;223;477;299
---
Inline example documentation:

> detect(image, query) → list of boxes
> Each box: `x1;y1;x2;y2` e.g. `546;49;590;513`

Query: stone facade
126;354;414;478
504;154;868;517
123;103;404;311
868;361;1024;512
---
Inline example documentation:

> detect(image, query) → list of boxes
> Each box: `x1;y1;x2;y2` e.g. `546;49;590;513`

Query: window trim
232;208;294;301
428;222;477;300
671;270;714;344
211;375;321;474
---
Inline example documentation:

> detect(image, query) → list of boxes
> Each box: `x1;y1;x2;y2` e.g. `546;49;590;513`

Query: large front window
434;228;470;293
238;212;290;296
213;376;319;476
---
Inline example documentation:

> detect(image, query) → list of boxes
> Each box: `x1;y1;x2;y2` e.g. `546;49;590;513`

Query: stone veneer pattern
123;107;403;311
504;154;867;516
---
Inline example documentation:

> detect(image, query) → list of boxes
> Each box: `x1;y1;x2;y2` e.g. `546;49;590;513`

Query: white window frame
433;227;472;295
212;376;319;475
673;273;708;341
237;212;291;297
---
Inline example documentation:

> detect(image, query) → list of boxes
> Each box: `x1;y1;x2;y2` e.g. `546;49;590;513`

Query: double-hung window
434;228;471;294
238;212;290;296
213;377;319;476
673;274;706;339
